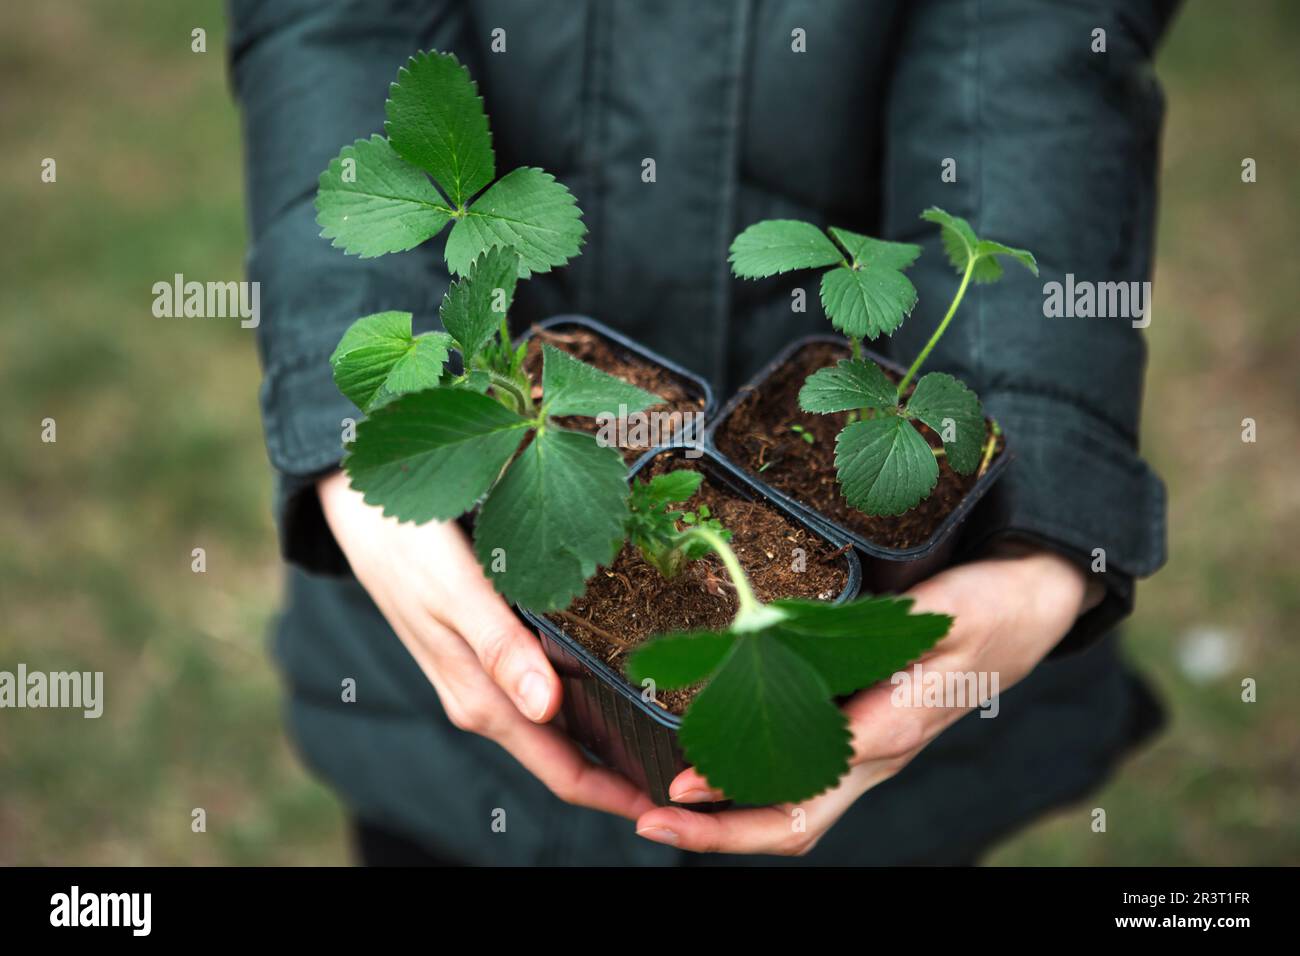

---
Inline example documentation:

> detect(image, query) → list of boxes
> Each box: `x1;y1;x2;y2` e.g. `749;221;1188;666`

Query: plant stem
489;371;533;415
845;337;871;418
896;254;977;399
685;526;761;616
977;419;1002;478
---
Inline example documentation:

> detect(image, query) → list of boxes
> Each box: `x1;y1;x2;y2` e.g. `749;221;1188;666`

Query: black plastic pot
705;334;1011;595
518;444;861;807
522;315;715;450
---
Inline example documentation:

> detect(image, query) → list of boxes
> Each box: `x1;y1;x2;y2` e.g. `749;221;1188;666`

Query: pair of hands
319;470;1095;856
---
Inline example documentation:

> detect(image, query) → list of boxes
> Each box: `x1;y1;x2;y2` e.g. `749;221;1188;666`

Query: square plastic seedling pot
517;445;861;807
705;334;1012;596
521;314;715;446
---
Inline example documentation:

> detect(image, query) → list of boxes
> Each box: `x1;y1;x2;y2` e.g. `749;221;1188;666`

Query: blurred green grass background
1;1;1296;865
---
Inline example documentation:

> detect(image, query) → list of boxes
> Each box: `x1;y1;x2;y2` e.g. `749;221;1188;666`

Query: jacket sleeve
227;0;470;574
880;0;1179;651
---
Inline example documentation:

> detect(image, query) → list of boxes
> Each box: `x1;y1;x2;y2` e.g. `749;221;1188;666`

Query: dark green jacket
228;0;1174;864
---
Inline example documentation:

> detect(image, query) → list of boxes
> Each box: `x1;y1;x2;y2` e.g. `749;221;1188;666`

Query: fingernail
670;787;721;804
517;671;550;721
636;826;680;846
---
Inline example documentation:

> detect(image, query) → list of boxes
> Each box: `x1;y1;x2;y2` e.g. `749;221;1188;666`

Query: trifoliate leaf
625;470;718;577
677;636;851;806
920;207;979;276
819;257;919;339
920;207;1038;284
798;358;897;415
540;342;661;419
972;239;1039;283
904;372;985;475
835;415;938;515
315;135;453;258
330;311;450;412
444;167;586;277
728;220;843;278
439;246;520;362
828;227;922;273
474;428;629;610
625;630;736;689
629;593;952;804
377;335;453;402
344;388;529;523
384;51;494;208
636;470;704;509
768;597;950;696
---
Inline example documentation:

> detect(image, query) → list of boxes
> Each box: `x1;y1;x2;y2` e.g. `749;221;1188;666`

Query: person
227;0;1175;865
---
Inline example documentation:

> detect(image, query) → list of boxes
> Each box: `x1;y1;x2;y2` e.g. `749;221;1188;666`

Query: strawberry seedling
314;49;959;806
625;470;730;580
628;525;950;805
314;52;662;611
729;209;1038;515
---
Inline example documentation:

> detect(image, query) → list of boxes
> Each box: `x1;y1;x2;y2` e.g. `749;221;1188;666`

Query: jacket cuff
262;349;355;576
960;388;1168;654
276;469;350;577
250;202;447;576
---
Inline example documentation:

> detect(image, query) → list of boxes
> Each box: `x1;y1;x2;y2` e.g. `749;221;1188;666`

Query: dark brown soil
523;326;706;462
713;341;1004;550
547;453;851;715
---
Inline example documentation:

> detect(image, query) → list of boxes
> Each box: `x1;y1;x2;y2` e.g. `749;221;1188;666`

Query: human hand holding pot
317;471;655;821
633;545;1096;855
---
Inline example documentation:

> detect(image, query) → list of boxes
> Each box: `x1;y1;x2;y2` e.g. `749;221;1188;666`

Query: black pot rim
704;333;1013;563
518;443;862;731
523;314;717;422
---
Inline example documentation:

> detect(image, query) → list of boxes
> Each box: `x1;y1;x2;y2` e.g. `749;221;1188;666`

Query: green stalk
685;526;761;617
489;371;533;415
977;419;1003;478
847;336;866;420
895;254;976;399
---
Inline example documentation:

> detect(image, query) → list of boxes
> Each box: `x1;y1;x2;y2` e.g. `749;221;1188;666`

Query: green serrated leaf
625;630;736;689
798;358;897;415
969;255;1007;284
728;220;843;279
315;135;453;259
973;239;1039;283
444;167;586;277
439;245;520;362
920;207;980;277
921;207;1038;284
819;260;919;340
639;470;703;508
461;369;492;393
540;342;661;419
474;428;629;610
368;335;454;411
678;636;852;806
835;415;938;515
344;388;529;523
828;227;922;272
626;469;708;579
384;51;494;208
330;311;450;412
769;597;950;696
630;590;952;803
904;372;985;475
